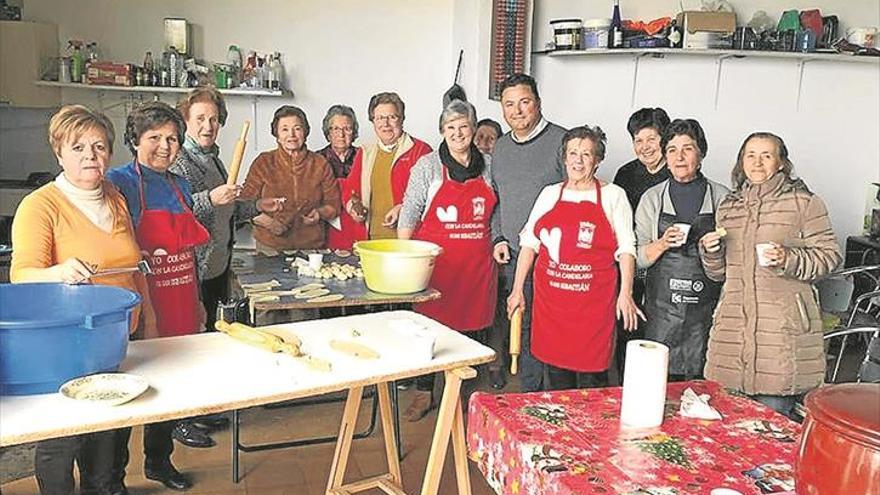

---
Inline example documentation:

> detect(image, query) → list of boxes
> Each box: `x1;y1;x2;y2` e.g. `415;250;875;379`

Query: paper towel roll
620;339;669;429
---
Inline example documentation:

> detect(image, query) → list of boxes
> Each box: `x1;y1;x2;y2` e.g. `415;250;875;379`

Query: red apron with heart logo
134;162;210;337
532;180;618;371
414;167;497;331
327;179;367;250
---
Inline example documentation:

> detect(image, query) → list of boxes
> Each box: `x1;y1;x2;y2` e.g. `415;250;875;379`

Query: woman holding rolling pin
169;87;284;449
171;87;284;332
507;125;643;391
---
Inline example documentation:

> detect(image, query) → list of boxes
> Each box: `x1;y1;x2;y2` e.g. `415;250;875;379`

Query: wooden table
1;311;495;495
228;250;443;467
230;250;441;315
467;381;801;495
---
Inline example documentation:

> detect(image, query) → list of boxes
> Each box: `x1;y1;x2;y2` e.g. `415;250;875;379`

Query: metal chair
791;325;880;421
822;326;880;384
813;265;880;380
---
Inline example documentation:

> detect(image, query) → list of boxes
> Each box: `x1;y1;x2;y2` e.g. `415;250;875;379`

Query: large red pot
797;383;880;495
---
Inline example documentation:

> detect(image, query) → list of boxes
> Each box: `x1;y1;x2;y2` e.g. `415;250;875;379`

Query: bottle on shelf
610;1;623;48
226;45;242;87
69;41;85;83
86;42;99;61
143;51;155;86
269;52;283;91
258;56;268;88
167;46;179;87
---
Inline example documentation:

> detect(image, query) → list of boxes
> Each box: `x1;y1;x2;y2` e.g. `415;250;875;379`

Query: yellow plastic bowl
353;240;443;294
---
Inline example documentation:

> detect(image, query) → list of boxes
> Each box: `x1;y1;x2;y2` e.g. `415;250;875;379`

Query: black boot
489;367;507;390
144;461;191;491
172;420;215;448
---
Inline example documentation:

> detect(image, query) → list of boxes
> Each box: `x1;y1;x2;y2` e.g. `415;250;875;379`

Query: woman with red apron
318;105;367;250
133;161;210;336
508;126;643;391
396;100;498;421
106;102;209;492
413;166;497;330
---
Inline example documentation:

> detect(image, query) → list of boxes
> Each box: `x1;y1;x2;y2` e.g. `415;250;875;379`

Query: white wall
22;0;456;178
451;0;880;241
20;0;880;241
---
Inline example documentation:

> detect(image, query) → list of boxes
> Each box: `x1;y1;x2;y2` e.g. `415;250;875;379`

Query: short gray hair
321;104;359;141
438;99;477;133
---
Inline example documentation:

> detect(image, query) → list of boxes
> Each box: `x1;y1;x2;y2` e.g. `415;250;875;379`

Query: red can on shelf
797;383;880;495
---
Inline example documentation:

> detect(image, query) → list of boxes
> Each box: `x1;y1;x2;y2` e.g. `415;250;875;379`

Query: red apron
327;178;367;250
134;162;210;337
414;168;497;331
532;179;618;372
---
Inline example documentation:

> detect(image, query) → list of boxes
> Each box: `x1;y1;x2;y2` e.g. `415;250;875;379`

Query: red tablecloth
467;380;800;495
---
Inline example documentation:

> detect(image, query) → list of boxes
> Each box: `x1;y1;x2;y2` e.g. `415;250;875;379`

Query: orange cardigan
11;182;156;334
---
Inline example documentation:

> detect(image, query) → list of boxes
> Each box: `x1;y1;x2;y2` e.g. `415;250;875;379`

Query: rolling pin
509;307;522;375
226;120;251;185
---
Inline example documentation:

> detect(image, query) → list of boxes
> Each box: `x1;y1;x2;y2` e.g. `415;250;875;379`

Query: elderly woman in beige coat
699;132;841;417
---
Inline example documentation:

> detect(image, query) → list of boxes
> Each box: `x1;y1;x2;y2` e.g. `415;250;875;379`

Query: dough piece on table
307;294;344;303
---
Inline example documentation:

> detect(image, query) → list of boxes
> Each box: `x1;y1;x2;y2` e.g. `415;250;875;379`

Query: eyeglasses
329;126;354;134
374;114;401;123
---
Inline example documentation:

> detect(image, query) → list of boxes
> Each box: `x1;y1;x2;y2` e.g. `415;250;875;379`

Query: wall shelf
539;47;880;64
536;48;878;110
33;80;291;97
33;81;292;150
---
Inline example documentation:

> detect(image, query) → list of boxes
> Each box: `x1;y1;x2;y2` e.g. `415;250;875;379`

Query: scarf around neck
439;141;484;183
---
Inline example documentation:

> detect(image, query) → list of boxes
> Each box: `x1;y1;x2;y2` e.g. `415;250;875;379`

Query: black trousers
545;364;608;391
111;421;175;486
201;268;230;332
35;430;116;495
614;274;646;383
486;270;508;371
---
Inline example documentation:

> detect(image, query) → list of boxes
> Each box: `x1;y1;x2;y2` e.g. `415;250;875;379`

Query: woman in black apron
634;119;730;380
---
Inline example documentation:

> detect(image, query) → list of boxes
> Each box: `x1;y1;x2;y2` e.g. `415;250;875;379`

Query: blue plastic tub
0;283;140;395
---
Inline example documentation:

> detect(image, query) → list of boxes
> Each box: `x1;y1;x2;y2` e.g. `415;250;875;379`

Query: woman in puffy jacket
699;132;842;417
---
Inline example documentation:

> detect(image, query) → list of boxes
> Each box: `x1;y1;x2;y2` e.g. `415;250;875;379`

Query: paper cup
672;223;691;247
755;243;775;267
308;253;324;271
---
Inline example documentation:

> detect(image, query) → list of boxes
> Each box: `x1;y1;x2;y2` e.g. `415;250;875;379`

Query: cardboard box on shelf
676;11;736;49
86;62;133;86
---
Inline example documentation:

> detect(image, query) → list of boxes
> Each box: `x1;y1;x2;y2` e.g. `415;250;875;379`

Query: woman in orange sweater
11;105;154;495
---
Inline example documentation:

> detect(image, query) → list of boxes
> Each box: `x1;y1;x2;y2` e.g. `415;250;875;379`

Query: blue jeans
751;394;798;418
504;258;543;392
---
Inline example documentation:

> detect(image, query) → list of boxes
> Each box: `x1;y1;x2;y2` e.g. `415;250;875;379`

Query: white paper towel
620;339;669;429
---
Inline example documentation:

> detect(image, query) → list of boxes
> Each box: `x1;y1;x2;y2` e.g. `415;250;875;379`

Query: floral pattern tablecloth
467;380;800;495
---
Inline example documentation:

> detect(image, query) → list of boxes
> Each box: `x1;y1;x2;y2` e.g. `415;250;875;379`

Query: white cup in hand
672;223;691;247
755;243;775;267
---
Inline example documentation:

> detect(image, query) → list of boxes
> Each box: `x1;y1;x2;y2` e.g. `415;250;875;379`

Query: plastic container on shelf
583;18;612;50
550;19;582;50
0;283;140;395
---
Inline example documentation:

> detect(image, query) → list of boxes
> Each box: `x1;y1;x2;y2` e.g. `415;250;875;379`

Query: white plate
59;373;149;406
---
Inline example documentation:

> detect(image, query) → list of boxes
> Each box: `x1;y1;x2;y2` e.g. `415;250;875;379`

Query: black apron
643;181;721;376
